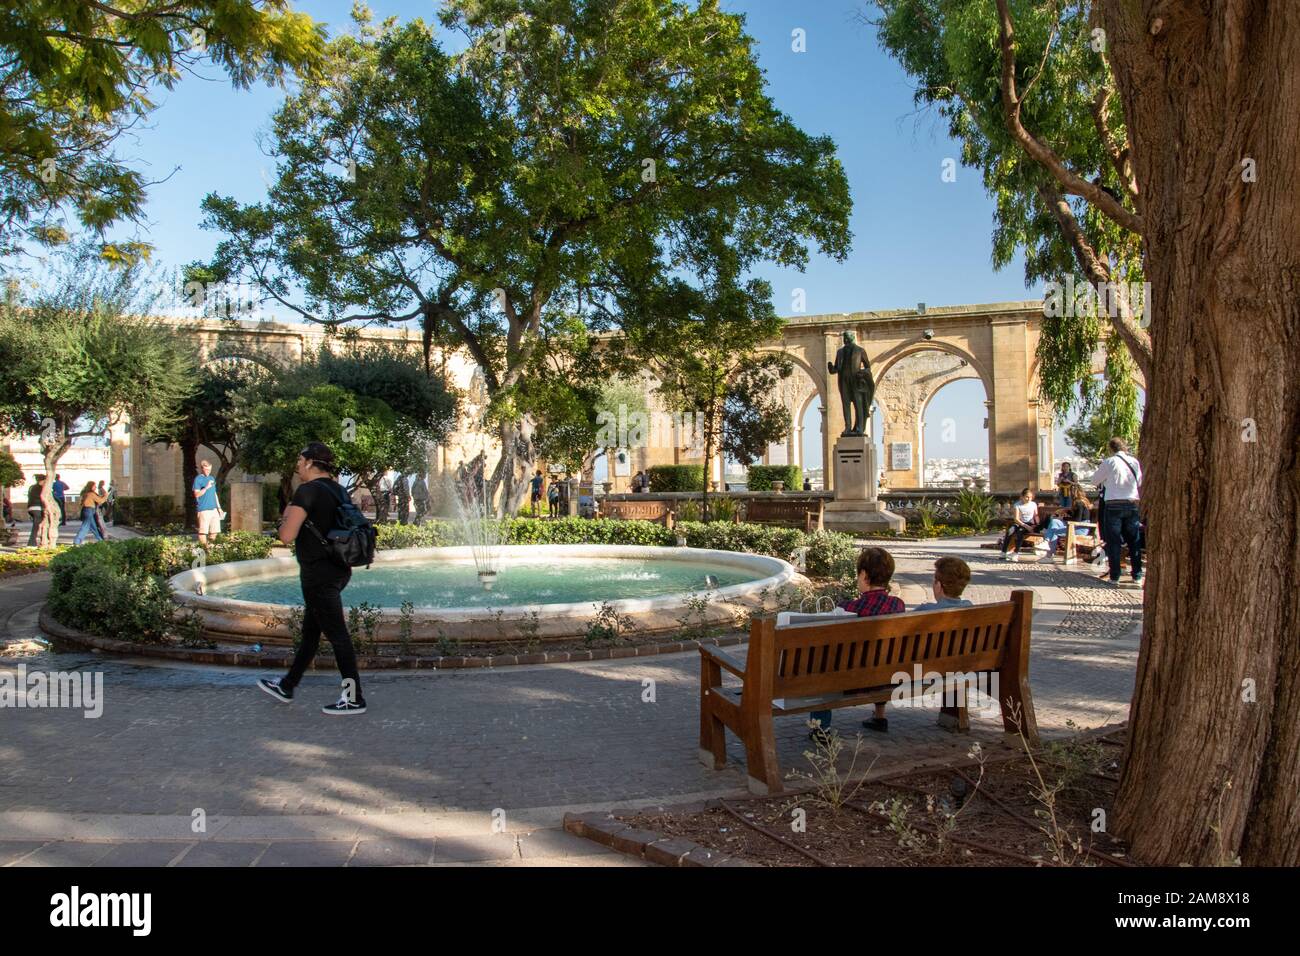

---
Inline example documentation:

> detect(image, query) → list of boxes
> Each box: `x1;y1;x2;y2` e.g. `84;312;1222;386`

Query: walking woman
72;481;108;545
258;442;366;715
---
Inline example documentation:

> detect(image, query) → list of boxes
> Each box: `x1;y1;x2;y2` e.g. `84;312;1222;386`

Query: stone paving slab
0;540;1140;866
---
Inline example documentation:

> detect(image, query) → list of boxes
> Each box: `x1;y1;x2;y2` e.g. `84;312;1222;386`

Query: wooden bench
698;591;1038;794
743;497;824;532
1063;520;1100;564
596;498;676;528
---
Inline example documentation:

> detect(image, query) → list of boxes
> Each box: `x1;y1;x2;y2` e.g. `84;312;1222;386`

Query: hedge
47;531;275;644
373;517;854;576
113;494;179;527
647;464;705;492
746;465;802;491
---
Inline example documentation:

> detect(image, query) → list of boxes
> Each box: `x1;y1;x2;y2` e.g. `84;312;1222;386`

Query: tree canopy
196;0;850;513
871;0;1147;434
0;0;323;262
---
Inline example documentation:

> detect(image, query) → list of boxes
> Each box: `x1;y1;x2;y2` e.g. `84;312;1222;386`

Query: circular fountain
169;545;799;647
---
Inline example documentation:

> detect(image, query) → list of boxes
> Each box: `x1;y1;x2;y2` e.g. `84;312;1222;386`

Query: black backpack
303;480;377;569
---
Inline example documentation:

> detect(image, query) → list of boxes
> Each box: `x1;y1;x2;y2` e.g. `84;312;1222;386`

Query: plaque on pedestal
824;436;905;534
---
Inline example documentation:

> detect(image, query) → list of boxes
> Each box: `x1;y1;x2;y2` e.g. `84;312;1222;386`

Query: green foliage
0;447;22;487
0;246;198;459
48;560;176;644
585;600;636;646
915;497;939;532
239;382;356;482
747;466;803;491
803;530;860;578
46;531;272;644
648;465;705;493
114;495;178;528
872;0;1142;439
347;601;382;655
0;548;65;578
0;1;324;257
955;489;996;533
196;0;850;512
1065;345;1142;464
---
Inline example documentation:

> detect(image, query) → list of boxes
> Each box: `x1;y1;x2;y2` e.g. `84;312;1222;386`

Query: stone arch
871;339;993;402
872;345;984;488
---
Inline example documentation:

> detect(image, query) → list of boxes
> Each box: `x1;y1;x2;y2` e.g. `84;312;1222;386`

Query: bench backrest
744;498;824;530
746;591;1032;700
600;500;672;521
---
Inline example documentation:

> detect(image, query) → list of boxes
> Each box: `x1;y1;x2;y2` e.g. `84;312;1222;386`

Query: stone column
230;480;263;533
989;318;1034;492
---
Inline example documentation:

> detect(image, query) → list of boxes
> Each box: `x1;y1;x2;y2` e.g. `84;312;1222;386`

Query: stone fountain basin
169;544;801;645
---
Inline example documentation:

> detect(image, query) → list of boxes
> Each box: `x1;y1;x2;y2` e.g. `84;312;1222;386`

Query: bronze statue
827;330;874;436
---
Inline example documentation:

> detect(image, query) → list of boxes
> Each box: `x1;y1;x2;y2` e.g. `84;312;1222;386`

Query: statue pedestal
230;480;263;533
823;436;906;535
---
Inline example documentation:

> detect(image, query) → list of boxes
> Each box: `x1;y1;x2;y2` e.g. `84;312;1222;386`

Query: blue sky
102;0;1083;464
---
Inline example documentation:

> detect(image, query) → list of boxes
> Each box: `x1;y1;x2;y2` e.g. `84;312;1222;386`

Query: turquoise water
208;557;760;608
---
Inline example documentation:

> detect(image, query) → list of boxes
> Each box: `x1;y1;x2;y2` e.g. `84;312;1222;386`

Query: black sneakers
862;716;889;733
258;678;292;703
322;697;367;716
260;678;366;714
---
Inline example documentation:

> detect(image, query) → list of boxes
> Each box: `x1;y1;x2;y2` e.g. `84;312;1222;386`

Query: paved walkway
0;537;1141;866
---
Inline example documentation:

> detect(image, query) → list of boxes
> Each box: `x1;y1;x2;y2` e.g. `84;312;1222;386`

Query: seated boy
913;556;973;611
809;547;904;739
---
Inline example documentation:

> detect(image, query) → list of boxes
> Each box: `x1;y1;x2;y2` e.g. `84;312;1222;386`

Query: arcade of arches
100;300;1066;505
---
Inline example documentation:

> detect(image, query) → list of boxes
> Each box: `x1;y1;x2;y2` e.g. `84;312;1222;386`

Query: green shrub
114;494;177;527
647;464;704;492
706;495;738;521
747;465;802;491
374;520;457;550
503;517;673;546
804;529;860;577
262;482;283;522
46;532;275;644
47;554;175;644
955;489;996;533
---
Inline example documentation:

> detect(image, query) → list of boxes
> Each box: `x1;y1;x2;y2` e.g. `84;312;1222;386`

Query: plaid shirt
838;588;905;617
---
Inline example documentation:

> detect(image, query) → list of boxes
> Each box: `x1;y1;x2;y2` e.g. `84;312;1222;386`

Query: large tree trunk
1100;0;1300;866
488;417;537;517
38;440;67;549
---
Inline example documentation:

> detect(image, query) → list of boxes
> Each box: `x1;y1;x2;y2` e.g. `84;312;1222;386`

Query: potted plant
772;480;785;493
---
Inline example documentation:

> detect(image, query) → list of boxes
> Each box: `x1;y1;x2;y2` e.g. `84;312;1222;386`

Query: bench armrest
699;644;746;678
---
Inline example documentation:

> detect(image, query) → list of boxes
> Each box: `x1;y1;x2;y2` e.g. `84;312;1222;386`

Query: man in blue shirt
913;557;974;612
192;459;223;545
51;474;68;525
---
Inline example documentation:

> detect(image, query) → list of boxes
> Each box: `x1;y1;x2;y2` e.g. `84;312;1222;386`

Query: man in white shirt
1090;437;1143;584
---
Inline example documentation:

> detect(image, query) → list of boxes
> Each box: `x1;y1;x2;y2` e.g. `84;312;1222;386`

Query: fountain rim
169;544;797;621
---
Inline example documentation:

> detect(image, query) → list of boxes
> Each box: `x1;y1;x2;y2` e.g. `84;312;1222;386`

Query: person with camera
258;442;367;715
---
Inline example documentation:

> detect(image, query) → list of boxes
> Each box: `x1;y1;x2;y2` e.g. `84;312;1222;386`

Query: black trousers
282;563;362;703
1103;500;1144;582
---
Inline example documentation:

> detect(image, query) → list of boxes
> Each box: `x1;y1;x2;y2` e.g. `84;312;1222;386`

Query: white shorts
197;510;222;536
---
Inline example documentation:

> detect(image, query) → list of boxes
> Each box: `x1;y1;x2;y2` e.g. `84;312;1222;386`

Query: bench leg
937;704;970;732
1000;668;1040;747
743;711;783;795
698;659;727;770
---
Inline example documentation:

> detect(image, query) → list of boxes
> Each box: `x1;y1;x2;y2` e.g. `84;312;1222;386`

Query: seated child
809;547;904;739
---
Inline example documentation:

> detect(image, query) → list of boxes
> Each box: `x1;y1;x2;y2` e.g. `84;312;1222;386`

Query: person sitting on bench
809;546;904;740
1000;488;1040;561
913;557;973;611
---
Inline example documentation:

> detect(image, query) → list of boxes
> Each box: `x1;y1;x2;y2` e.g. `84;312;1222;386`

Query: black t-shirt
290;478;345;566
